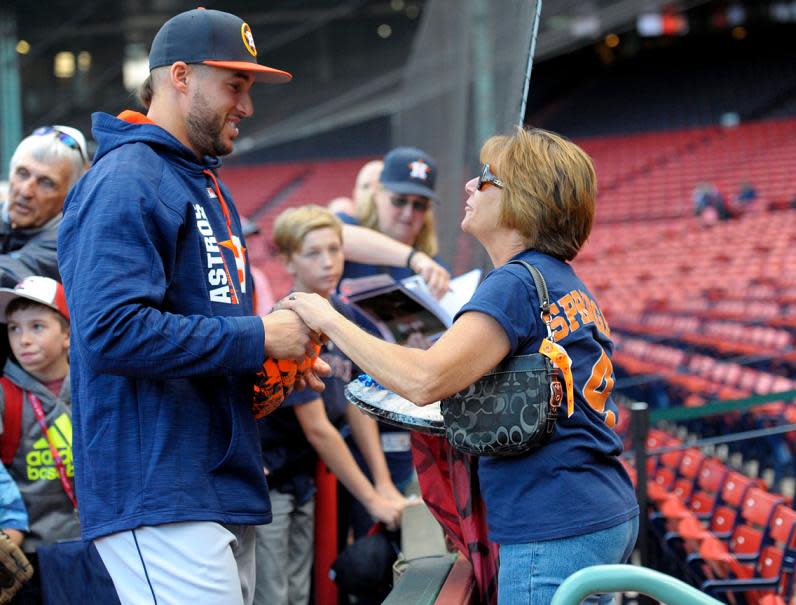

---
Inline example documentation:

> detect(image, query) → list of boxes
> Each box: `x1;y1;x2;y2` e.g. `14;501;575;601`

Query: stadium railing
549;564;723;605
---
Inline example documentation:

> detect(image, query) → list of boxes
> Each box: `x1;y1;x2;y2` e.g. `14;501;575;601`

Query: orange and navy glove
252;343;322;419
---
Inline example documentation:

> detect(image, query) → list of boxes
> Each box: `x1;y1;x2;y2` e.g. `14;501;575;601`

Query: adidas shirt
0;360;79;553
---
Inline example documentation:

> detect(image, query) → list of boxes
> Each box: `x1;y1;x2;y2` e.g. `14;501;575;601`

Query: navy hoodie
57;111;270;540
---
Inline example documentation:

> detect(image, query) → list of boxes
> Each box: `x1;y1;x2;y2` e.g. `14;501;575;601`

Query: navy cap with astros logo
380;146;439;201
148;7;292;84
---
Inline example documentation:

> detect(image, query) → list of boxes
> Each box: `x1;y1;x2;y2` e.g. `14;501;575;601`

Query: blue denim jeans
498;516;639;605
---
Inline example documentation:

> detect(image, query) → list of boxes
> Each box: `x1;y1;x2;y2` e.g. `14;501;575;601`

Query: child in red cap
0;276;78;602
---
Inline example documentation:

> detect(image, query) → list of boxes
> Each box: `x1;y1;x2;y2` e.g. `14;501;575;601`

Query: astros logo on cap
241;22;257;57
409;160;430;181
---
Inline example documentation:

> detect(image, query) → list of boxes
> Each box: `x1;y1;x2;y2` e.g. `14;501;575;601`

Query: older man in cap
57;9;326;604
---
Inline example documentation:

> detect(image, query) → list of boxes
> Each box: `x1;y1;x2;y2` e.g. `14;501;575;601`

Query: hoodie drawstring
203;170;248;303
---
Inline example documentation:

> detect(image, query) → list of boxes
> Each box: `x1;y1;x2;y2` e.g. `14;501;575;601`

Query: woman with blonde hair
282;128;639;604
336;147;449;299
354;158;437;260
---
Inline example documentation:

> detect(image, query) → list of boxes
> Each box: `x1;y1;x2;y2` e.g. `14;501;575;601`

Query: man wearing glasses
1;125;89;288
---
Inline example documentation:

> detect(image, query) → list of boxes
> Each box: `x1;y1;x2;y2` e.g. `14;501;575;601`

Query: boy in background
0;276;78;603
254;206;405;605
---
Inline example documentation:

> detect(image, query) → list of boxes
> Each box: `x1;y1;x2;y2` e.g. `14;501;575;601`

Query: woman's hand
410;252;450;299
276;293;337;334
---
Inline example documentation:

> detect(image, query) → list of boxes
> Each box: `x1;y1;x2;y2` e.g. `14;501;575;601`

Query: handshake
252;307;331;419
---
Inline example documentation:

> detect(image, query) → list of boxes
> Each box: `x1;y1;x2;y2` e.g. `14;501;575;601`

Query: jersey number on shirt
583;348;616;428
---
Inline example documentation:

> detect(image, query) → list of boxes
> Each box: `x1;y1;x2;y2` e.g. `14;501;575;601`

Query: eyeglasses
390;195;431;213
477;163;504;191
33;126;87;164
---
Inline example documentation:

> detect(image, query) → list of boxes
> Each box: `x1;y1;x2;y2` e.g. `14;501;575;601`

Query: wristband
406;248;418;269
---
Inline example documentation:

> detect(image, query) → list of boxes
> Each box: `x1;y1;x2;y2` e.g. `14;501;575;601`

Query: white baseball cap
0;276;70;322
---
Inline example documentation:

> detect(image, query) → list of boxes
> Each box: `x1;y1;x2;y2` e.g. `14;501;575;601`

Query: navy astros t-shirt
455;249;638;544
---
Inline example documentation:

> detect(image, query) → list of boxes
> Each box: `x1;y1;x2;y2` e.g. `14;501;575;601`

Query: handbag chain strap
508;260;553;338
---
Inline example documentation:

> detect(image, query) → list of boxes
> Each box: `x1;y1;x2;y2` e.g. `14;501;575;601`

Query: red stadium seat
676;471;757;545
691;488;785;589
700;506;796;604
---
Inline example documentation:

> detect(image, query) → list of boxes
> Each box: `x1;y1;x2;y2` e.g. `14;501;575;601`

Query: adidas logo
32;413;72;450
26;413;74;480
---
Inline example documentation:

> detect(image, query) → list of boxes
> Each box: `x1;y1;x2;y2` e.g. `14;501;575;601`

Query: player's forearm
76;305;265;377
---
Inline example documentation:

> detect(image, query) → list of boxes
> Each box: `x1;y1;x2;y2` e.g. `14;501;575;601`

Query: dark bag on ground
37;540;120;605
330;527;399;603
440;261;571;457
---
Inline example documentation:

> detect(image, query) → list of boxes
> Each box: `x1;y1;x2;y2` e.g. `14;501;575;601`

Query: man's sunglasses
390;195;432;213
477;163;504;191
33;126;87;163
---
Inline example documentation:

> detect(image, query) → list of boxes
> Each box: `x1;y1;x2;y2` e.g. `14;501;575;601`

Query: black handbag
440;260;572;457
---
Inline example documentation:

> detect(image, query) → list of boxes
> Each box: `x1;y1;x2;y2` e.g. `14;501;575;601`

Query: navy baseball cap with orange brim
148;8;292;84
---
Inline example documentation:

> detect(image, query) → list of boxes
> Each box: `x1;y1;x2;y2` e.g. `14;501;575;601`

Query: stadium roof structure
2;0;719;160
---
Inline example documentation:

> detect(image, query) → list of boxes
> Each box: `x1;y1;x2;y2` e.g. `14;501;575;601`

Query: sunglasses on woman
477;163;504;191
33;126;87;163
390;195;432;213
